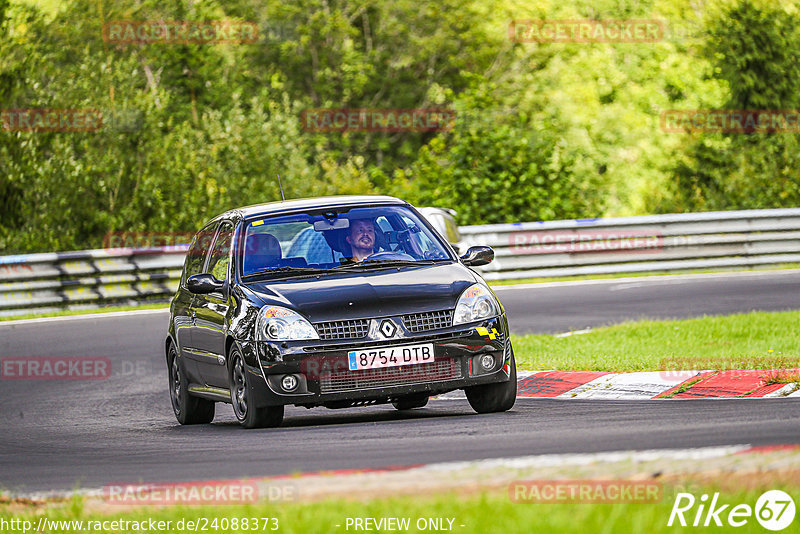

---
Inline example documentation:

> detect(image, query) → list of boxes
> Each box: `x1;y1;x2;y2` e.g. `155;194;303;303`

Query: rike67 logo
668;490;796;531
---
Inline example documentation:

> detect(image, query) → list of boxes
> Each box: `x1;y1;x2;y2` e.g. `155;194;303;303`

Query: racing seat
243;233;282;275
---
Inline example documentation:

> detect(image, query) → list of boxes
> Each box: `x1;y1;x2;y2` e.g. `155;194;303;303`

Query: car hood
242;263;477;322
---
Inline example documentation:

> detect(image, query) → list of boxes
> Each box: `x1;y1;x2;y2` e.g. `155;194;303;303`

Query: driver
346;218;376;262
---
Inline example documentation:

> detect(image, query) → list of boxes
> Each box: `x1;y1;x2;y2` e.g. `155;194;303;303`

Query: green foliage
1;0;799;253
397;0;733;222
652;0;800;213
395;81;607;224
242;0;509;174
708;0;800;111
0;0;377;252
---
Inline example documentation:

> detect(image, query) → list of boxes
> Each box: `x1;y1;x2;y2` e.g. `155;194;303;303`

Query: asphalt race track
1;270;799;493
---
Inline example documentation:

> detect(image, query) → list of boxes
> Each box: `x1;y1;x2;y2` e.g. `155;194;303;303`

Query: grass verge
512;310;800;372
1;484;797;534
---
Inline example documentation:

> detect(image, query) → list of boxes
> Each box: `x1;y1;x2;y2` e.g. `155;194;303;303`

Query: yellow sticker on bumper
475;327;499;340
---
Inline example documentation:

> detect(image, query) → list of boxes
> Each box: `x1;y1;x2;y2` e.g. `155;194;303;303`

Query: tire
229;347;284;429
464;347;517;414
392;394;429;410
168;343;215;425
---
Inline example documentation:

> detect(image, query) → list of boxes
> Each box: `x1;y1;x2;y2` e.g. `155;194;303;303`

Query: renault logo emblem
379;319;397;338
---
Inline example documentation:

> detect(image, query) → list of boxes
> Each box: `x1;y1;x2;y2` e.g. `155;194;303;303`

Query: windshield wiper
242;266;333;280
338;259;449;269
243;259;450;279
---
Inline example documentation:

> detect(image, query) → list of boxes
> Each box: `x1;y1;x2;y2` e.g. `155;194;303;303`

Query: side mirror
460;246;494;267
187;273;225;295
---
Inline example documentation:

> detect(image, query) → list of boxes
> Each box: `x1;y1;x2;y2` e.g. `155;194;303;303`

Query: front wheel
168;343;215;425
464;348;517;414
230;347;284;429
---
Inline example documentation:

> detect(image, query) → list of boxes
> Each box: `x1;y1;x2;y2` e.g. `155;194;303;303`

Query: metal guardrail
462;208;800;280
0;247;187;316
1;208;800;316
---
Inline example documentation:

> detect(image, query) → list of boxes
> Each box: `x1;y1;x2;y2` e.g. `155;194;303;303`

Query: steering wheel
363;251;416;262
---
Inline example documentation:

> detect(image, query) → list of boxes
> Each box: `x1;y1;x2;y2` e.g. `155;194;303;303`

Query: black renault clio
166;195;516;428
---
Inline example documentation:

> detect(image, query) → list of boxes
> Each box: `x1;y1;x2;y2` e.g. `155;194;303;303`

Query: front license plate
348;343;435;371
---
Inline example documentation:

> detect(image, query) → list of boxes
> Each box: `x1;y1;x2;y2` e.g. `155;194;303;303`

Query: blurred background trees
651;0;800;213
1;0;798;252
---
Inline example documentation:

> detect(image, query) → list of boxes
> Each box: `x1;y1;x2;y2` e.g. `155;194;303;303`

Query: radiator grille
402;310;453;333
319;358;460;393
314;319;370;340
303;329;473;352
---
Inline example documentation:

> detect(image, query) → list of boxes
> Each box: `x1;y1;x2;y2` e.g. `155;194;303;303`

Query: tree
652;0;800;212
395;81;607;224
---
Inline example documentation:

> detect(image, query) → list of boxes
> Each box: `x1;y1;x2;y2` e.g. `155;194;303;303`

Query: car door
174;223;217;384
191;220;235;388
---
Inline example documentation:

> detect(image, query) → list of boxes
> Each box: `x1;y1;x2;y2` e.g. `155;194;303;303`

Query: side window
183;223;217;285
429;213;460;243
444;217;460;243
206;222;234;281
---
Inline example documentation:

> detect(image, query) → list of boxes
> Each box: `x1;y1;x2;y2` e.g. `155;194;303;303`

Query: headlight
453;284;500;325
256;306;319;341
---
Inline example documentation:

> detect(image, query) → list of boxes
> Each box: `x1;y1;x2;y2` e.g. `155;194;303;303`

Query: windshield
238;205;455;278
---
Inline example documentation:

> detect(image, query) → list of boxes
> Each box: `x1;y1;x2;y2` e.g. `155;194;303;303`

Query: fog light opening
281;374;299;392
480;354;495;371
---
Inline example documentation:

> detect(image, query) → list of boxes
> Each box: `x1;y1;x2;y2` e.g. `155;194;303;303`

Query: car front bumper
238;315;512;408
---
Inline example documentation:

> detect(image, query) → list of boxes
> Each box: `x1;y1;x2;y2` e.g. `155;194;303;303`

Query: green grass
1;485;795;533
0;303;168;322
487;263;800;287
512;311;800;372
